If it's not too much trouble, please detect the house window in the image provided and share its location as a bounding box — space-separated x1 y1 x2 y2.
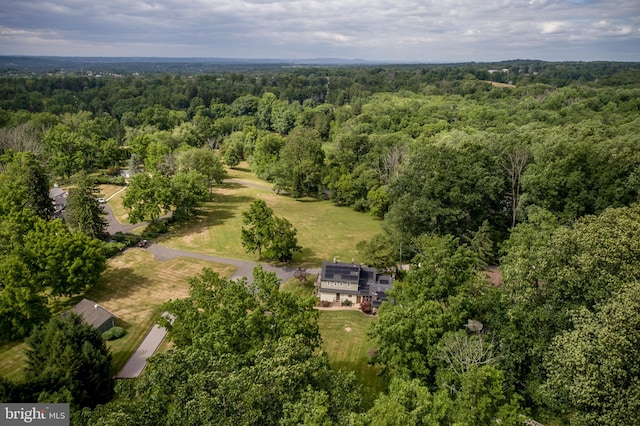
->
340 282 343 287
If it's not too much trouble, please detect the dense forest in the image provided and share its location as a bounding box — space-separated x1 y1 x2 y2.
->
1 60 640 425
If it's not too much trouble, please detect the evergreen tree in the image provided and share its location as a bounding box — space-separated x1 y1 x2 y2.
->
65 173 107 239
24 313 114 408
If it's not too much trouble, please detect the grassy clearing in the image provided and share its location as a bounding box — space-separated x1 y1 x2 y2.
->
0 341 27 381
280 275 316 298
0 249 236 379
317 310 384 405
160 175 382 267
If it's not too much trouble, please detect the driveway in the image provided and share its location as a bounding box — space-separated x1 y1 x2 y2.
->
145 244 317 284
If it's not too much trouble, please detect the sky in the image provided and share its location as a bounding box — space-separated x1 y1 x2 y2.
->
0 0 639 62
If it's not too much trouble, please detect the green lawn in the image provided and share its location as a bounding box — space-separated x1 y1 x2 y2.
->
280 275 317 298
159 174 382 267
317 310 384 406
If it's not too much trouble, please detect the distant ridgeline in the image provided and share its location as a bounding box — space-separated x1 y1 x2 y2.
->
1 56 639 84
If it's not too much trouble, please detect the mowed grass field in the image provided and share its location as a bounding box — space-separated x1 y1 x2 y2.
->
0 249 236 380
158 166 383 267
317 310 384 405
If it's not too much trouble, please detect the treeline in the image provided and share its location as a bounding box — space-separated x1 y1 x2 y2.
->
1 61 640 423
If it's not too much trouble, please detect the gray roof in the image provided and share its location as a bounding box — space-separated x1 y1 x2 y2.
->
70 298 117 330
320 261 394 303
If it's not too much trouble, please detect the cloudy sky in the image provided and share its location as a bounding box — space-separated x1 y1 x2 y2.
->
1 0 639 62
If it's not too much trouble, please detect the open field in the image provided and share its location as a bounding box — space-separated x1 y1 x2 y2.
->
317 310 384 405
0 249 236 379
159 178 382 267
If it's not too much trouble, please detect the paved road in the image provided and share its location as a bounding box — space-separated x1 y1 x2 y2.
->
146 244 319 284
115 312 174 379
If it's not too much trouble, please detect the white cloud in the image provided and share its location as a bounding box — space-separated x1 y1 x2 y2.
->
0 0 638 61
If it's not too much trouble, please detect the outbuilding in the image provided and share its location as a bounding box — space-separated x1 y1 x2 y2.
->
68 298 117 334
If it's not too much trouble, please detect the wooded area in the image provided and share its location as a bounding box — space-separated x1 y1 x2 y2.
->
1 60 639 425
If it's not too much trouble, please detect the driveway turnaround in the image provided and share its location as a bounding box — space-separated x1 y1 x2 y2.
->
115 313 173 379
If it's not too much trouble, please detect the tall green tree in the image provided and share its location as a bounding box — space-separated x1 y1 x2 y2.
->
65 173 107 239
387 140 505 240
24 313 114 408
0 152 53 220
122 173 172 223
176 147 226 200
24 218 106 296
170 171 208 221
544 282 640 425
274 127 325 198
241 200 300 262
0 254 49 340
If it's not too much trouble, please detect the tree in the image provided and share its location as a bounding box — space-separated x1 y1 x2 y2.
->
0 152 53 220
241 200 301 262
544 282 640 425
122 173 172 223
0 254 49 340
241 199 274 259
24 218 107 296
275 127 325 198
387 140 505 240
24 313 114 408
170 171 208 221
503 147 530 228
65 173 107 239
262 216 301 262
250 133 284 180
356 233 397 272
176 147 226 200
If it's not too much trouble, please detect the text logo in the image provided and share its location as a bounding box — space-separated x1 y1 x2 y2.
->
1 404 69 426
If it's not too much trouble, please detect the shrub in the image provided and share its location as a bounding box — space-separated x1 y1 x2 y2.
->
95 176 126 186
319 300 332 308
102 326 126 341
342 299 352 306
142 220 169 238
360 300 372 314
106 166 121 177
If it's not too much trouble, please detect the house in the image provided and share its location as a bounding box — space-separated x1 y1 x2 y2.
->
67 298 117 334
315 260 394 308
49 184 67 218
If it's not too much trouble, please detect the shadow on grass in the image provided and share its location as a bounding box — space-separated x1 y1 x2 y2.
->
295 247 323 267
331 360 385 409
87 267 151 306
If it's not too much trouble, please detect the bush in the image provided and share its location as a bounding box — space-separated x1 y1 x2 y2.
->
102 326 126 341
342 299 352 306
101 241 127 258
142 220 169 238
94 175 126 186
360 300 372 314
110 232 144 248
106 166 121 177
319 300 332 308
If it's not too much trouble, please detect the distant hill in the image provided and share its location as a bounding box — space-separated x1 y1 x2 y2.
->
0 56 376 74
